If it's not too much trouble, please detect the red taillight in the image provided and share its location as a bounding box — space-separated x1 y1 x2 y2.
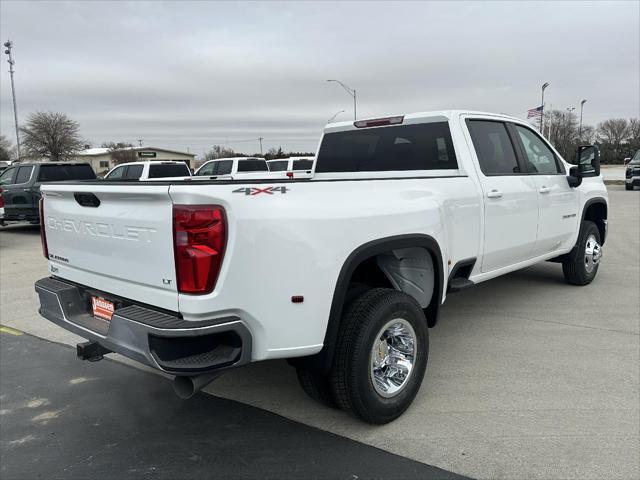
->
354 115 404 128
173 205 226 294
0 187 4 208
39 197 49 259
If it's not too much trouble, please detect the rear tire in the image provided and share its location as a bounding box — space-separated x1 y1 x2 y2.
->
562 220 602 285
295 368 337 409
330 288 428 424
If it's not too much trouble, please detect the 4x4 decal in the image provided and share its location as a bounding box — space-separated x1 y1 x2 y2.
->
232 186 289 196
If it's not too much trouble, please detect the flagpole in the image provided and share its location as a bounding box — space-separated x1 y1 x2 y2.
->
540 82 549 133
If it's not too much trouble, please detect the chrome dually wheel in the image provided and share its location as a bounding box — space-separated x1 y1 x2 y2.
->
370 319 416 398
584 233 602 273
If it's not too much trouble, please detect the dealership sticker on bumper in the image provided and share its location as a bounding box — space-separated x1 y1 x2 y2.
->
91 296 114 321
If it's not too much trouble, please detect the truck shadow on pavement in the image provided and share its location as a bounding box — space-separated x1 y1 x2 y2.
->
0 331 469 480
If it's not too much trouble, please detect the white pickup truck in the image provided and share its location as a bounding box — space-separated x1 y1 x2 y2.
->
35 111 608 424
104 161 192 180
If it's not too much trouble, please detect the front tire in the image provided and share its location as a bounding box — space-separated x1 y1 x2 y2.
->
625 184 633 191
562 220 602 285
330 288 428 424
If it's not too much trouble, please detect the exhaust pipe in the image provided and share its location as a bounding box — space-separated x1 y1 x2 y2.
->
173 372 221 399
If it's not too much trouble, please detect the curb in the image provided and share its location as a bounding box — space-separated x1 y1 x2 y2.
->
604 180 625 185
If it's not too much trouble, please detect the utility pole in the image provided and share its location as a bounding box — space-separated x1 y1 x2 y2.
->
258 137 264 155
4 40 20 159
137 139 143 147
579 99 587 142
540 82 550 133
327 79 357 120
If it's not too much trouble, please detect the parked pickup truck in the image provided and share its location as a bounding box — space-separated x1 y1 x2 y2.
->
194 157 269 178
35 111 608 424
0 162 95 225
104 161 192 181
624 149 640 190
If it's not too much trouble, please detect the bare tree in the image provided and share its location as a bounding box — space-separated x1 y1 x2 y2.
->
101 141 138 164
204 145 237 160
627 118 640 152
597 119 629 163
20 111 84 161
0 134 14 161
545 109 579 160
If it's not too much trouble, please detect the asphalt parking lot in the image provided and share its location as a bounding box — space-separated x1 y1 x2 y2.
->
1 185 638 480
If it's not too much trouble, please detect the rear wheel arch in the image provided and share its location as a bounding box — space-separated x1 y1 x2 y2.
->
289 234 444 374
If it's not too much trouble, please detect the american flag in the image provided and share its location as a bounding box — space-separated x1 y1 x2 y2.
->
527 105 543 118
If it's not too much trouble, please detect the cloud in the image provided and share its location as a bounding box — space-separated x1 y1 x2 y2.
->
1 0 638 154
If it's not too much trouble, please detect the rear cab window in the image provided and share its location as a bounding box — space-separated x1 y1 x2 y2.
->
316 121 458 173
237 159 268 172
38 164 96 182
148 163 190 178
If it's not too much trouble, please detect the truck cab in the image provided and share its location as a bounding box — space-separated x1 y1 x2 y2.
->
0 162 95 225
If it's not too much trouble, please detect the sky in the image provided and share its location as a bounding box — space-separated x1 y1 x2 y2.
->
0 0 638 156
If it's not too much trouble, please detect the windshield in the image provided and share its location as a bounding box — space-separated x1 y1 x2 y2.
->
148 163 191 178
630 150 640 164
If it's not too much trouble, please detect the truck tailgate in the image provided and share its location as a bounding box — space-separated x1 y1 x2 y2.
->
41 183 178 311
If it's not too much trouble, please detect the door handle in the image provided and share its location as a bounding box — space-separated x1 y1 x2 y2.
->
539 186 551 194
486 189 503 198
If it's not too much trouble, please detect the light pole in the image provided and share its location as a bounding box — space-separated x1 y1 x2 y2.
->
4 40 20 159
540 82 550 133
327 79 357 120
328 109 345 123
258 137 264 155
579 99 587 142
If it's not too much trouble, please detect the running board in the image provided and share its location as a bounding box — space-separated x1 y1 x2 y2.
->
448 278 475 293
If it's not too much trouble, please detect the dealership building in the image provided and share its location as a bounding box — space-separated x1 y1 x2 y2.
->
73 146 195 175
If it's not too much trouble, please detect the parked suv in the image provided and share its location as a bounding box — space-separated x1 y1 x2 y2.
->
0 162 95 225
625 150 640 190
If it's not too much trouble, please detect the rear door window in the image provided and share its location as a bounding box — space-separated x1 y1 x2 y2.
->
292 159 313 170
316 122 458 173
268 161 288 172
148 163 190 178
125 164 144 179
237 160 268 172
216 160 233 175
466 120 521 175
37 164 96 181
15 166 34 184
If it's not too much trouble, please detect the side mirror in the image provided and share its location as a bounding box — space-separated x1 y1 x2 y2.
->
575 145 600 177
624 157 631 165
